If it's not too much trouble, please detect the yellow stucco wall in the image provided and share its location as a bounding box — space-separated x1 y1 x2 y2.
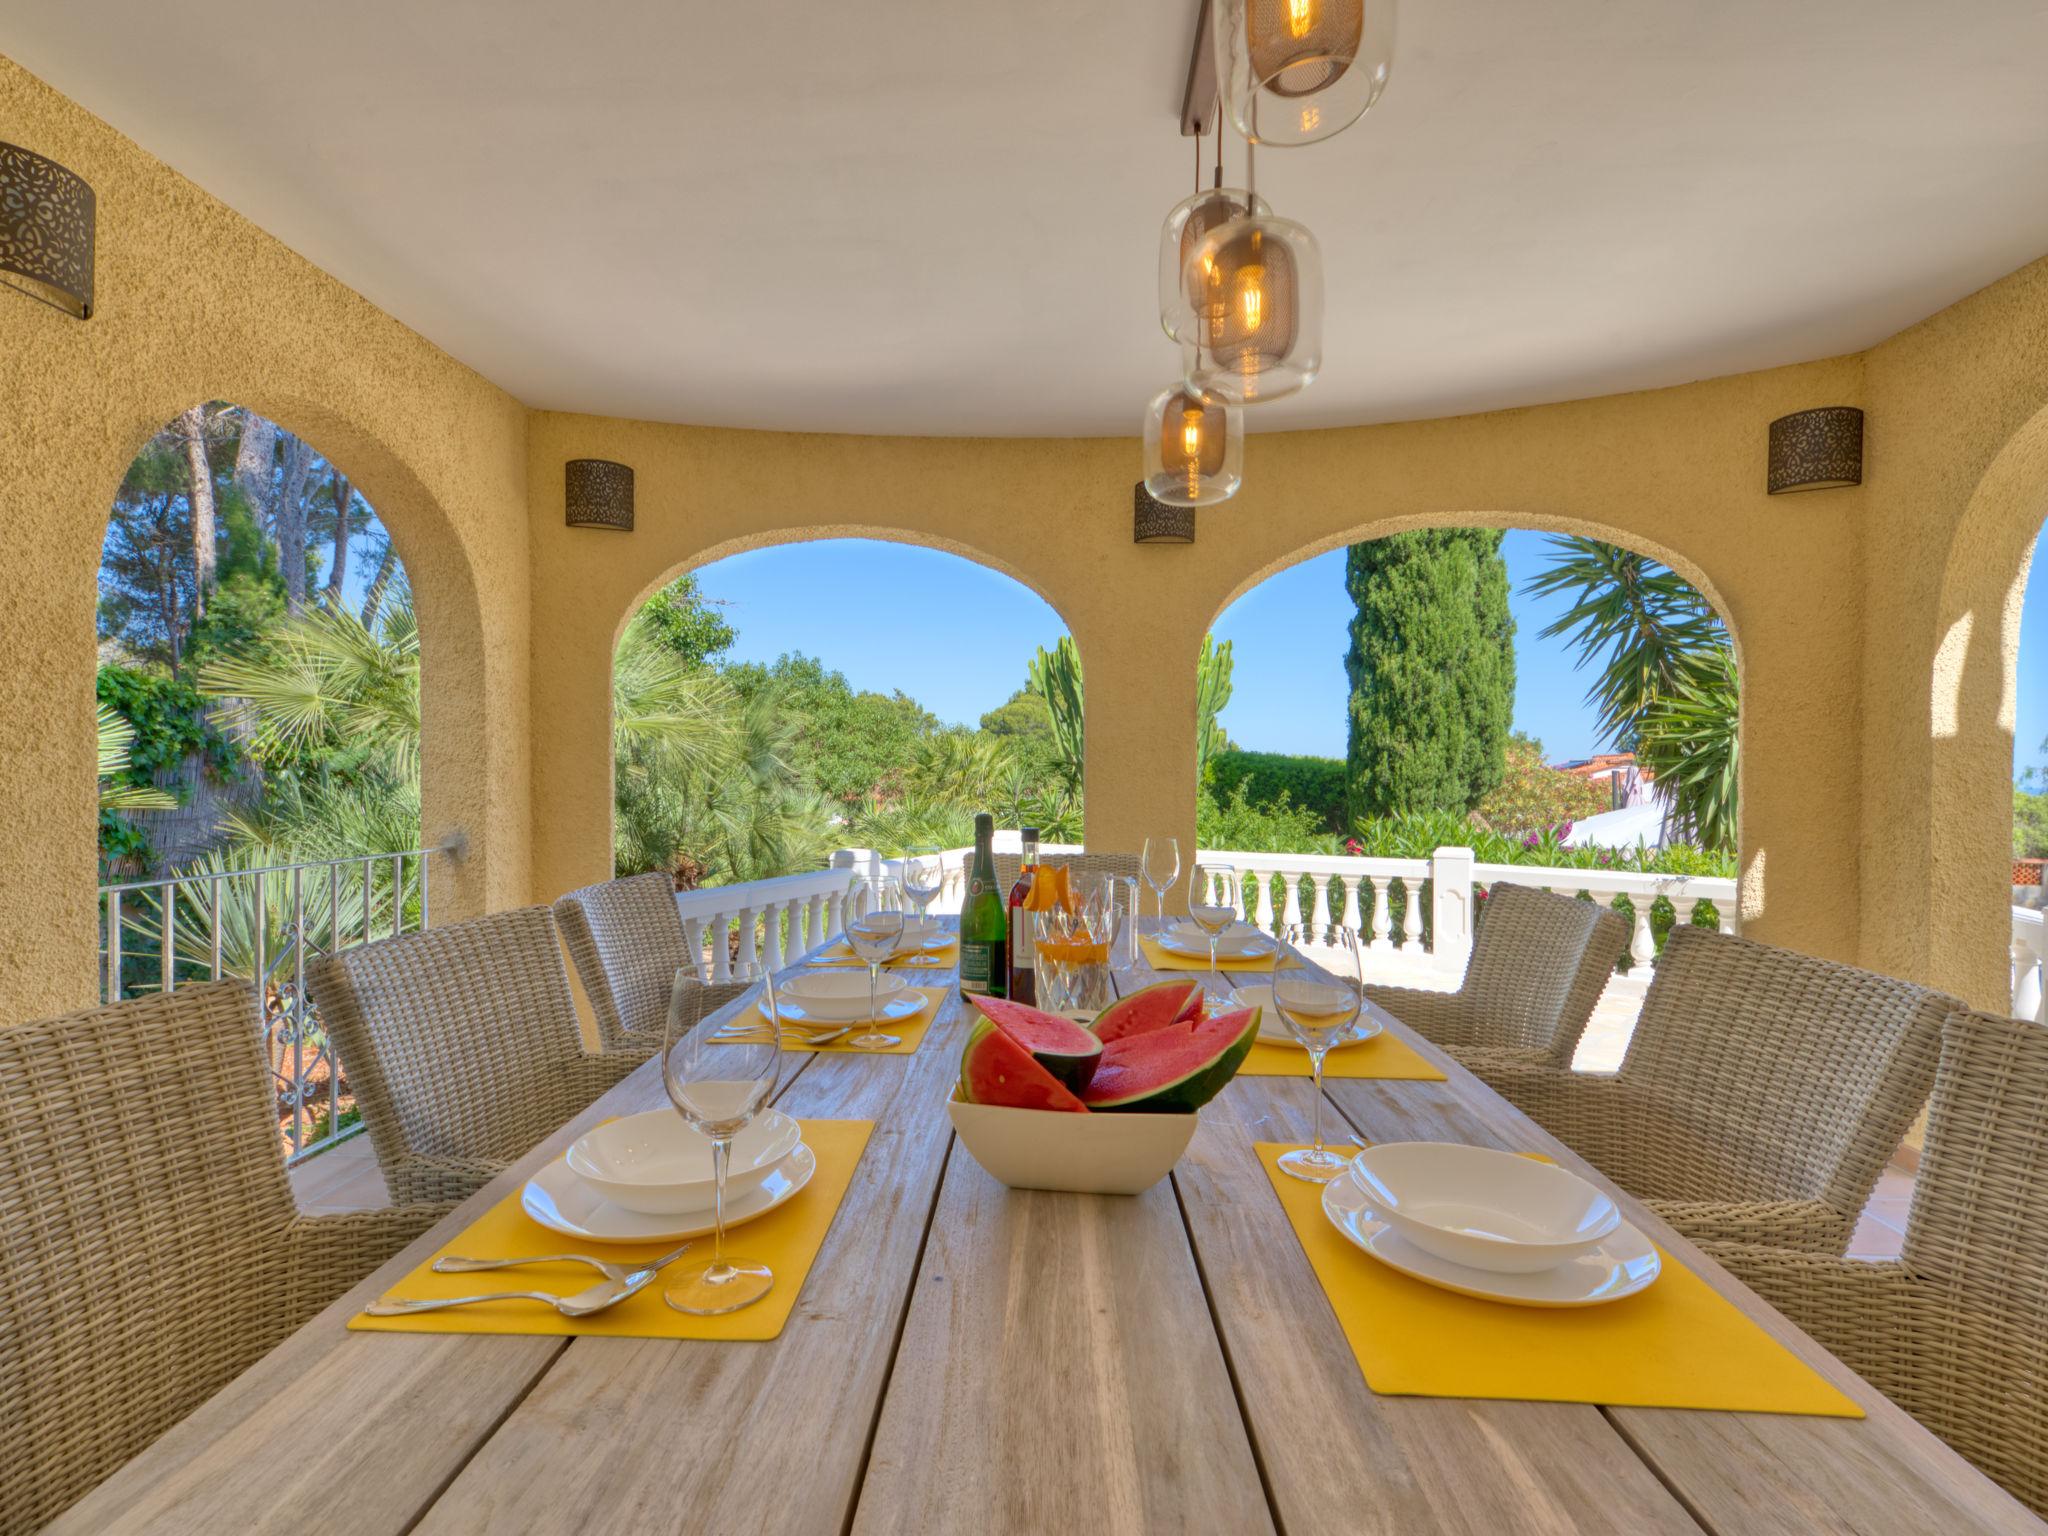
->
7 51 2046 1025
0 56 534 1020
528 352 1871 970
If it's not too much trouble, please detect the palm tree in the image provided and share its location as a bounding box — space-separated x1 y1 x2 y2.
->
96 706 178 813
1525 536 1739 852
1026 632 1236 796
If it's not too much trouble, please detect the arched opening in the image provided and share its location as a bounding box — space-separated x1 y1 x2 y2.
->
1201 519 1742 1068
95 402 422 1155
2007 527 2048 1019
607 536 1077 891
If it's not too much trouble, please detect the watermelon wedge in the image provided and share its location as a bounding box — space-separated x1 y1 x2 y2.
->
968 995 1104 1094
1091 978 1205 1043
959 1017 1089 1112
1082 1006 1261 1114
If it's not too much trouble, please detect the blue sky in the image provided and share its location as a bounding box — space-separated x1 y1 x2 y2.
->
688 531 2048 776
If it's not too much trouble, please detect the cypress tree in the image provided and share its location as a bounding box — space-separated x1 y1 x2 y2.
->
1343 529 1516 822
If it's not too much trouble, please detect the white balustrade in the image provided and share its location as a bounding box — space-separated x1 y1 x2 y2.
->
2013 907 2048 1024
674 866 860 980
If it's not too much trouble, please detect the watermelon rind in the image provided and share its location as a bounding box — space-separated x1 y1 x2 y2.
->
969 995 1104 1094
1090 978 1205 1043
959 1016 1089 1113
1082 1006 1261 1114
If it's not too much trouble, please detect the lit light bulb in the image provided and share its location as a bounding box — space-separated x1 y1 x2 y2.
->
1236 266 1266 332
1287 0 1316 39
1299 104 1321 134
1181 408 1205 460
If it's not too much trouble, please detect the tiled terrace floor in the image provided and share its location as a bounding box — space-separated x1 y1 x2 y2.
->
291 946 1912 1260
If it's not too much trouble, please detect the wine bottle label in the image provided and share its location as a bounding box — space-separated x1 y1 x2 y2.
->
1010 918 1034 970
961 942 996 995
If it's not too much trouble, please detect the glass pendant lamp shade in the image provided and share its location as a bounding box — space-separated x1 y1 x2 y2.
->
1181 214 1323 405
1215 0 1397 147
1158 186 1271 342
1142 384 1243 507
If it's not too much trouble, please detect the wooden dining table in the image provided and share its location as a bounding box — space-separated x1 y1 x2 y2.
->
54 919 2044 1535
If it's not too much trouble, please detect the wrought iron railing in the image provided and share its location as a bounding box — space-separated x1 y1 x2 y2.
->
98 846 450 1161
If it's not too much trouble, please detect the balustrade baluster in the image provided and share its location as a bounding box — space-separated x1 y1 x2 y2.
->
1281 873 1303 937
1369 877 1391 951
1628 898 1657 968
1254 872 1276 934
2014 940 2045 1026
1308 875 1331 942
763 899 786 969
1401 880 1427 952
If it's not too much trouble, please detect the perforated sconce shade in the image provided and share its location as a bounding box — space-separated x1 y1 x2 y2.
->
1215 0 1397 147
1133 482 1196 544
1767 408 1863 494
565 459 635 530
0 141 94 318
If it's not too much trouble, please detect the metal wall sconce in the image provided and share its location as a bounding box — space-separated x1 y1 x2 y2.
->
565 459 634 530
1767 407 1863 494
1133 481 1195 544
0 141 95 319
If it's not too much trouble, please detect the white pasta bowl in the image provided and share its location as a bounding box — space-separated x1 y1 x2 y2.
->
948 1093 1195 1196
566 1108 800 1215
1347 1141 1621 1274
778 969 911 1021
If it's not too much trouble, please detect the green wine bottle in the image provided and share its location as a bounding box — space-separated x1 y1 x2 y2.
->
959 812 1009 999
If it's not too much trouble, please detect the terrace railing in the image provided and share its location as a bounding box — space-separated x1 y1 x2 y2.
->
98 846 449 1161
676 863 869 979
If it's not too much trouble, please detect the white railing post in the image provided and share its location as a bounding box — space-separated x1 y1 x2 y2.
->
1280 872 1303 938
1430 847 1474 970
1628 898 1658 968
1367 876 1391 951
762 898 786 970
1254 872 1276 933
1308 874 1331 942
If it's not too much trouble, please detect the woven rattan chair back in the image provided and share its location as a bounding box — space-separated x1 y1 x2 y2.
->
993 851 1142 898
1458 882 1628 1064
310 906 637 1204
1891 1006 2048 1509
554 872 696 1052
0 982 298 1531
1620 924 1946 1213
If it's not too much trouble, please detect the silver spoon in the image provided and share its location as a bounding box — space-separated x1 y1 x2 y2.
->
365 1266 658 1318
431 1243 689 1284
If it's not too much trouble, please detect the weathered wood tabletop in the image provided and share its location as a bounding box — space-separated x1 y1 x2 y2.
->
54 919 2044 1535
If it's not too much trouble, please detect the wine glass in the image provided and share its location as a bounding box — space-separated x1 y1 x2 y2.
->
1186 861 1240 977
844 880 906 1050
900 845 944 920
1272 925 1365 1184
1141 836 1180 923
661 961 783 1314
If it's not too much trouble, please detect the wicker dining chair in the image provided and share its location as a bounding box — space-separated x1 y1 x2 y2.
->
1484 923 1952 1254
992 850 1142 895
1365 881 1629 1074
1696 1005 2048 1518
309 906 644 1205
0 981 449 1533
554 871 700 1053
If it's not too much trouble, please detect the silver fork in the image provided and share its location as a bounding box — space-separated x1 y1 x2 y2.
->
366 1269 658 1318
431 1242 691 1283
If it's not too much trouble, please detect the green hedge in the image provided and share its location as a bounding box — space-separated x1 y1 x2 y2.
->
1207 750 1347 832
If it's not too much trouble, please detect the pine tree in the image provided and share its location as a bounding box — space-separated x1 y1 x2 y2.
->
1343 529 1515 822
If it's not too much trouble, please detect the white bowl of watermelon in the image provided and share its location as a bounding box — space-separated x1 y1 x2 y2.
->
949 980 1258 1195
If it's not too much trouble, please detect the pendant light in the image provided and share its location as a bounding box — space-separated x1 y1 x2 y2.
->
1142 382 1243 507
1214 0 1397 148
1158 125 1269 343
1180 138 1323 405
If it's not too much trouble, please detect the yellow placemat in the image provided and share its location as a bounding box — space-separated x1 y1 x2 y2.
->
1256 1143 1862 1417
749 986 947 1054
349 1119 873 1343
1238 1032 1446 1081
811 942 959 970
1139 935 1276 973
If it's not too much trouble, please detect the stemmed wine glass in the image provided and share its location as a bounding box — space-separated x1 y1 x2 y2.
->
1141 836 1180 923
900 846 944 921
844 879 906 1050
1272 925 1365 1184
661 961 782 1314
1186 861 1240 977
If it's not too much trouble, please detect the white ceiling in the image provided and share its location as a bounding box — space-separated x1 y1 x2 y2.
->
7 1 2048 436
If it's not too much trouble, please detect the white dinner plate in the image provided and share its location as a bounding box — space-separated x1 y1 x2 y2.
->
778 968 913 1020
761 991 929 1027
1321 1171 1661 1307
1155 925 1274 959
1230 984 1383 1047
523 1140 817 1243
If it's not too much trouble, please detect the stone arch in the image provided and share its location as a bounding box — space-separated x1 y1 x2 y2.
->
1921 404 2048 1004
